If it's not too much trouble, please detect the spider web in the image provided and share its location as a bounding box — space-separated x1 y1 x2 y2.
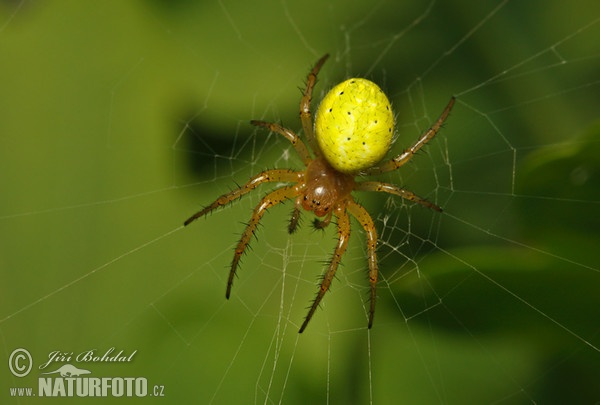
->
1 0 599 403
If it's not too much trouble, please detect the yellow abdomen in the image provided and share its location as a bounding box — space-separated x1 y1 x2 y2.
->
314 78 394 174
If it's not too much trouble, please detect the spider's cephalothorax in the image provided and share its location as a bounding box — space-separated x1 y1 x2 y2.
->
185 54 455 332
299 156 355 217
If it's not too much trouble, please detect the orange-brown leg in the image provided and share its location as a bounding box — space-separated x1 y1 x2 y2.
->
355 181 442 212
250 120 313 166
366 97 455 175
347 201 378 328
287 206 302 234
183 169 303 226
227 185 299 298
299 54 329 157
299 205 350 333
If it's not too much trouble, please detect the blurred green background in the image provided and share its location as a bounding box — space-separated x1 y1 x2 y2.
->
1 0 599 403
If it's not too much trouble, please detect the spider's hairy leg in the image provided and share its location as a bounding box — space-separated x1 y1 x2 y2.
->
288 206 301 234
356 181 442 212
313 211 332 230
347 201 378 329
227 185 299 299
183 169 302 226
300 54 329 157
299 206 349 333
366 96 455 175
250 120 313 166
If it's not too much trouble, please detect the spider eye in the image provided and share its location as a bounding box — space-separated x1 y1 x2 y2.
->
301 185 335 216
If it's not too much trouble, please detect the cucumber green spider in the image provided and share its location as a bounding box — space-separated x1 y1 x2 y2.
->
185 54 454 332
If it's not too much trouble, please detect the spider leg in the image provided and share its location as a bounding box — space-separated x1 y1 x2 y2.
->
288 206 302 234
312 211 333 230
356 181 442 212
300 54 329 157
346 201 378 329
227 185 299 298
299 205 350 333
183 169 302 226
250 120 313 166
366 97 455 175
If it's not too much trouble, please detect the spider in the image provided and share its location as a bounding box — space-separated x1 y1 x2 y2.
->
184 54 455 333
